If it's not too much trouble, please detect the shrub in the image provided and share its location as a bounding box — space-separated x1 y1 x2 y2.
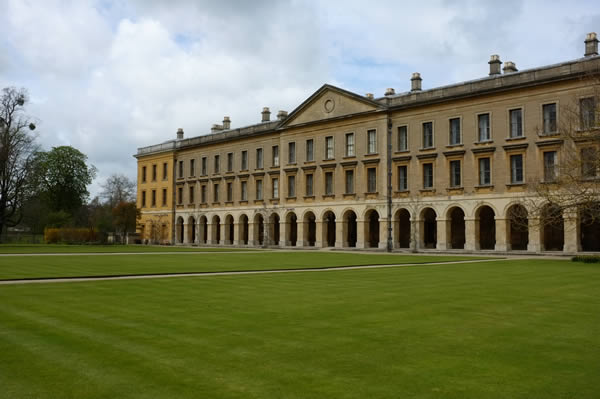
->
44 227 98 244
572 255 600 263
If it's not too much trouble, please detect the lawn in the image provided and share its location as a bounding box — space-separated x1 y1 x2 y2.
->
0 259 598 398
0 244 256 254
0 252 487 280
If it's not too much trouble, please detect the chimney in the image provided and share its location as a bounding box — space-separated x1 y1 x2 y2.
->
365 93 374 99
277 110 288 121
411 72 422 92
176 128 184 140
488 55 502 76
261 107 271 122
585 32 599 57
503 61 518 74
384 88 395 96
222 116 231 130
211 124 223 133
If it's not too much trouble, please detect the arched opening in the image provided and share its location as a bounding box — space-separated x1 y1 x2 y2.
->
187 216 196 244
507 204 528 250
323 211 336 247
343 210 357 247
270 213 280 245
224 215 234 245
580 205 600 251
420 208 437 249
286 212 297 246
176 216 184 244
541 204 564 251
199 216 207 244
448 207 465 249
365 209 380 248
303 212 316 246
211 215 221 244
477 206 496 250
254 214 265 246
396 209 411 249
239 214 249 245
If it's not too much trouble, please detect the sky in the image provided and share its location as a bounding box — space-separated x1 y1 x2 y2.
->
1 0 599 197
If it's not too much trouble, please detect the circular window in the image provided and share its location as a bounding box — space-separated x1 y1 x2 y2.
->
324 99 335 113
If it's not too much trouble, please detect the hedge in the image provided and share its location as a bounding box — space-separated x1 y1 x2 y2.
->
44 228 99 244
571 255 600 264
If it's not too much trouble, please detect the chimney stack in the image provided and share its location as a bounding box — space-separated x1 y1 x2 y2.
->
503 61 518 74
384 88 395 96
488 55 502 76
365 93 374 99
411 73 422 92
176 128 184 140
211 124 223 133
261 107 271 122
277 110 288 121
222 116 231 130
585 32 599 57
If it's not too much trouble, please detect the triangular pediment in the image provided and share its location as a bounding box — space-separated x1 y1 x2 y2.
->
281 84 384 127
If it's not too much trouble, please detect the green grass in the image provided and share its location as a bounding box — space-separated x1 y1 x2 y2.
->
0 252 486 280
0 244 256 254
1 259 598 398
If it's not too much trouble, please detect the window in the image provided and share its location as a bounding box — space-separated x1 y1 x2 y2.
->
422 122 434 148
227 153 233 172
227 182 233 202
256 148 263 169
178 161 183 178
151 190 156 206
189 186 194 203
163 162 168 180
478 113 491 142
306 139 314 161
367 129 377 153
288 142 296 164
288 175 296 197
367 168 377 192
240 181 248 201
510 109 523 138
479 158 491 186
345 170 354 194
142 166 147 182
449 118 461 145
325 172 334 195
423 163 433 189
141 190 146 207
213 183 219 202
325 136 334 159
581 147 598 178
305 174 313 196
256 180 263 200
510 154 524 183
189 159 195 177
241 151 248 170
201 185 207 203
201 157 207 175
450 160 461 187
272 146 279 167
543 151 557 182
397 126 408 151
162 188 167 206
580 97 596 129
177 187 183 204
214 155 220 174
398 165 408 191
542 103 557 134
272 178 279 198
152 164 157 181
345 133 355 156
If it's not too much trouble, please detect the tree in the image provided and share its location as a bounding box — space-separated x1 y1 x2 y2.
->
100 173 136 208
112 200 140 240
32 146 97 216
0 87 38 240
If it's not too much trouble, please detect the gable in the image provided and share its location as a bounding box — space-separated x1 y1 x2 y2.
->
283 86 382 127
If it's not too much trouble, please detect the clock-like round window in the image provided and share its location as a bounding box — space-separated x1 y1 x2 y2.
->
324 99 335 113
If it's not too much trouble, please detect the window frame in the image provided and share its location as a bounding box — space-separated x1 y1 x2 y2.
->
422 121 434 149
510 154 524 184
541 102 558 135
256 148 263 169
478 157 491 186
367 167 377 193
272 145 279 167
449 159 461 187
367 129 377 154
397 165 408 191
325 136 335 160
345 132 355 157
324 171 334 195
397 125 408 152
287 175 296 198
305 139 314 162
288 142 296 164
509 107 524 138
345 169 354 194
305 173 313 197
422 163 434 189
448 117 462 146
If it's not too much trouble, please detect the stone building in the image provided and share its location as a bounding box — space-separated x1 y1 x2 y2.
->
135 32 600 253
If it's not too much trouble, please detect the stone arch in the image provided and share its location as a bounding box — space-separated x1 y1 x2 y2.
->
239 214 249 245
475 205 496 250
187 216 196 244
303 211 317 247
199 215 208 244
211 215 221 245
420 207 437 249
342 209 358 248
269 213 281 245
446 206 465 249
541 203 564 251
224 214 234 245
176 216 184 244
394 208 411 249
322 210 336 247
364 209 380 248
580 204 600 251
285 211 298 246
506 204 528 251
254 213 265 246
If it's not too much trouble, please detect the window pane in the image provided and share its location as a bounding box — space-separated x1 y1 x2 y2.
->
325 172 333 195
398 165 407 191
272 146 279 167
306 139 314 161
580 98 596 129
326 137 334 159
543 151 556 181
449 118 461 145
241 152 247 170
256 180 262 200
227 153 233 171
478 114 490 141
306 174 313 196
241 181 247 201
543 103 557 134
272 178 279 198
450 160 461 187
345 170 354 193
214 155 220 173
367 168 377 192
346 133 355 157
367 130 377 153
227 182 232 201
479 158 491 185
423 122 433 148
511 154 523 183
510 109 523 137
398 126 408 151
581 148 597 177
256 149 263 169
423 163 433 188
288 175 295 197
288 142 296 164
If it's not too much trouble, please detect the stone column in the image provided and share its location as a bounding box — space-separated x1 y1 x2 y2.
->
297 221 305 247
183 223 189 244
410 219 418 251
233 222 241 246
563 213 579 253
280 221 289 247
378 218 388 249
206 222 214 245
335 220 344 248
495 218 508 251
436 218 447 250
356 218 365 249
528 218 541 252
315 220 323 248
248 222 256 246
464 218 476 251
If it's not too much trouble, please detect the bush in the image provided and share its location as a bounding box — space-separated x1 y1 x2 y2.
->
572 255 600 263
44 227 98 244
